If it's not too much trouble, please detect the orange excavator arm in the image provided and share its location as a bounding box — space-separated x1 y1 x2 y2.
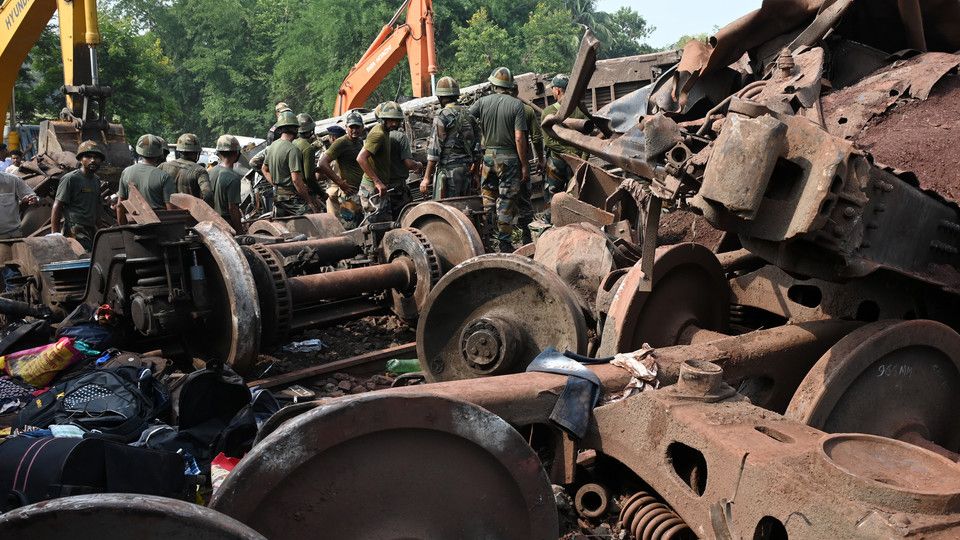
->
333 0 438 116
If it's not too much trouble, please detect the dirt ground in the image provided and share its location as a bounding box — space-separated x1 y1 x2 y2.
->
252 315 417 398
856 75 960 203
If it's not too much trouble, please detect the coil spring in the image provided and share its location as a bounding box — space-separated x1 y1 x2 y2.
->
619 491 692 540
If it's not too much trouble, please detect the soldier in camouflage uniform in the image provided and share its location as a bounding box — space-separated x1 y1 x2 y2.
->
422 76 481 200
266 102 292 145
51 140 104 251
509 85 542 243
117 134 176 224
387 127 423 219
357 102 403 223
263 111 323 217
541 74 587 223
159 133 213 205
469 67 529 252
294 113 325 200
318 111 366 227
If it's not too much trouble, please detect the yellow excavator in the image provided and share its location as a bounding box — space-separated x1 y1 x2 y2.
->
1 0 130 176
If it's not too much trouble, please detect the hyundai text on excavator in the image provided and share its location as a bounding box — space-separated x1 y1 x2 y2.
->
333 0 438 115
1 0 131 179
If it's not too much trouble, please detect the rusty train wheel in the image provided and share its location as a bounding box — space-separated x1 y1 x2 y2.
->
280 213 346 238
597 243 728 356
246 219 290 237
210 393 558 540
193 222 261 375
417 254 589 382
0 494 265 539
399 201 485 273
786 320 960 453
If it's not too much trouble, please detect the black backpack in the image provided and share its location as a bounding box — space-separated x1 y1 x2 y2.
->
14 366 169 442
0 435 185 510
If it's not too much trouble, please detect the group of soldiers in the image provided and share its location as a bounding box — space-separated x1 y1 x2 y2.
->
264 65 581 253
46 132 245 251
1 65 583 256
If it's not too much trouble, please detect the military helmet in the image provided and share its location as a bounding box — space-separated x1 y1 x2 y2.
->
176 133 202 152
275 101 292 114
156 136 170 155
551 73 569 89
76 140 106 160
135 134 164 158
216 135 240 152
435 76 460 97
488 67 515 89
345 111 364 127
275 110 299 129
297 113 315 133
378 101 404 120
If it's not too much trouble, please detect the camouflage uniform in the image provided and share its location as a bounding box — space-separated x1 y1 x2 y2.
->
55 140 105 251
359 102 403 224
387 129 415 219
55 168 100 251
268 139 309 217
541 75 587 221
267 112 309 217
426 103 480 199
516 103 541 242
469 68 528 251
160 133 212 204
159 158 212 203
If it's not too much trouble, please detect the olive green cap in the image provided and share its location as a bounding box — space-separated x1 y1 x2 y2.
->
435 76 460 97
76 140 106 159
216 135 240 152
274 111 299 129
297 113 315 133
345 111 364 127
488 67 515 89
176 133 202 152
135 134 164 158
378 101 404 120
551 74 569 89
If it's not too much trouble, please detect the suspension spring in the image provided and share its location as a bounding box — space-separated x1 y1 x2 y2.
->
619 491 692 540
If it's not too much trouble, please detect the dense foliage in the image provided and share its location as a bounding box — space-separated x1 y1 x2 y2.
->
14 0 658 142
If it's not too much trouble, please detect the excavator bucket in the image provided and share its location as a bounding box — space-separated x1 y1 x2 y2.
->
37 119 131 186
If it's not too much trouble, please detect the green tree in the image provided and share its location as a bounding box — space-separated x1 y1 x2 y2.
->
671 32 711 51
519 2 580 73
13 9 176 140
603 7 655 58
450 8 518 85
564 0 612 43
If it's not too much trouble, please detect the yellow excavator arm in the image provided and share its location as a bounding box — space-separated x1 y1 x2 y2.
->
1 0 129 175
2 0 105 124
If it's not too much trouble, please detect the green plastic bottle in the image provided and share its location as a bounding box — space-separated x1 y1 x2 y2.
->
386 358 421 375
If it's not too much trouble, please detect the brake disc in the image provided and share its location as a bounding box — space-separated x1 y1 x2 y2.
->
210 393 558 540
381 227 442 320
417 253 588 382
